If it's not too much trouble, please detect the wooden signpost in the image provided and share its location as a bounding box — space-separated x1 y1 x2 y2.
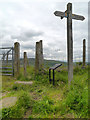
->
83 39 86 67
54 3 85 86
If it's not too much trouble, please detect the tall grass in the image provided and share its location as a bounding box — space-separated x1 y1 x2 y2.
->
2 65 88 118
2 91 33 118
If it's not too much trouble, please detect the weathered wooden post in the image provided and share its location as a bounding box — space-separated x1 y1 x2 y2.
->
83 39 86 67
14 42 20 77
24 52 27 77
2 53 5 63
54 2 85 86
39 40 44 69
67 3 73 85
35 42 39 73
6 53 8 65
35 40 43 73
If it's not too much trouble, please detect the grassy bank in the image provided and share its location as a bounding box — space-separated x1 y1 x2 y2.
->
1 65 88 119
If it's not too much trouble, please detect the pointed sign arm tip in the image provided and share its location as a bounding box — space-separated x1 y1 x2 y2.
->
54 11 57 15
54 11 65 17
83 16 85 20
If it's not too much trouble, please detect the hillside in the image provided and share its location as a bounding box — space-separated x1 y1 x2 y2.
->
20 58 67 67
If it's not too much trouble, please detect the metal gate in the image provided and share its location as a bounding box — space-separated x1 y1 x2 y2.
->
0 47 14 76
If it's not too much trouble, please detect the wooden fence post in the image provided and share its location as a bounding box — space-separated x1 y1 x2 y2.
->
24 52 27 77
6 53 8 65
83 39 86 67
39 40 44 69
35 42 39 73
35 40 44 73
14 42 20 77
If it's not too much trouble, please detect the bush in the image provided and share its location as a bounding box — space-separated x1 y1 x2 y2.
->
55 70 68 85
17 92 33 109
65 85 88 118
2 91 33 118
12 84 32 92
35 74 48 85
74 66 87 75
33 96 54 115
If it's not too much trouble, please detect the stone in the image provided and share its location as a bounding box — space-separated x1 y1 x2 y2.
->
15 81 33 85
0 97 17 109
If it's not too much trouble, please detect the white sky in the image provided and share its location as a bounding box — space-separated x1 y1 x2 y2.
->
0 0 88 62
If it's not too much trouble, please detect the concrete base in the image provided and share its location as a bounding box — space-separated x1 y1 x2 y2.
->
15 81 33 85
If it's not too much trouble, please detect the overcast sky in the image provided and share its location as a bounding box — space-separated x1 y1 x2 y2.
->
0 0 88 62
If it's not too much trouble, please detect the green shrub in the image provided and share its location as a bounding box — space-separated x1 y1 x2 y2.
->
35 74 48 85
2 92 33 118
54 100 67 115
55 70 68 85
65 86 88 118
12 84 18 90
0 109 2 119
17 92 33 109
8 105 25 118
2 108 11 118
74 66 87 75
33 96 54 115
12 84 32 92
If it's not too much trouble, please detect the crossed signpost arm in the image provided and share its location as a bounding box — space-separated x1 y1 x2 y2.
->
54 10 85 21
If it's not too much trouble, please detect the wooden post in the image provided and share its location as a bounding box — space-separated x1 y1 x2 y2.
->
67 3 73 86
39 40 44 69
14 42 20 77
35 40 44 73
6 53 8 65
53 69 55 85
24 52 27 77
83 39 86 66
35 42 39 73
54 2 85 87
49 69 51 84
2 53 5 63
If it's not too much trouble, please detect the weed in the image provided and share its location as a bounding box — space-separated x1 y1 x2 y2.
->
33 96 54 115
2 91 33 118
2 65 88 118
64 80 88 118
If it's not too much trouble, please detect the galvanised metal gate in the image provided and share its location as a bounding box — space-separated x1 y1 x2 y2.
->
0 47 14 76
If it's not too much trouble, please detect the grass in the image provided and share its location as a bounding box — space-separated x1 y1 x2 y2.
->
1 65 88 119
2 91 33 118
